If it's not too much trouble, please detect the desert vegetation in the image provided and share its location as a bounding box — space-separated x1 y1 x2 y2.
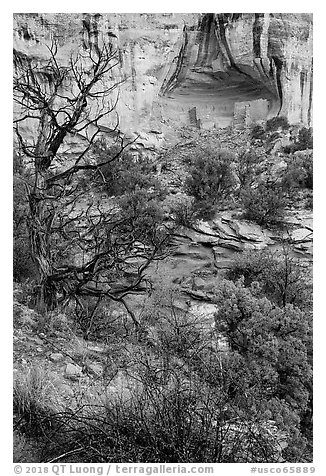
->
13 34 313 464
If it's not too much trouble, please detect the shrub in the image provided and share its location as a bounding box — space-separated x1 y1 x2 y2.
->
282 144 298 155
15 363 292 463
13 431 42 463
267 131 281 144
283 128 313 154
192 200 217 220
299 151 313 189
297 127 313 150
14 366 60 437
251 124 265 140
170 196 198 227
281 161 308 196
92 143 163 197
141 283 207 358
266 116 290 132
118 189 166 244
13 282 35 306
14 280 312 463
234 148 264 190
185 148 236 218
281 152 313 192
13 300 38 329
225 248 312 310
214 278 312 427
305 194 313 209
73 298 132 342
240 183 287 226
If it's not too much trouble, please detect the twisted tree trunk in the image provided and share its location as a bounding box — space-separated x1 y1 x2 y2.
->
28 142 57 312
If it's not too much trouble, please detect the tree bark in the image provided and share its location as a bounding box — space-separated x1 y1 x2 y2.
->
28 110 57 313
28 172 57 312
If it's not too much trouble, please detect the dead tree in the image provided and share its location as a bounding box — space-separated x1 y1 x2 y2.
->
13 39 171 319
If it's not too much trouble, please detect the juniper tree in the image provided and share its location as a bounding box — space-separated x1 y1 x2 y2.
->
13 39 171 321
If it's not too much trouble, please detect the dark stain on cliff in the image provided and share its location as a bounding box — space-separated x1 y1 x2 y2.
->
160 25 188 95
13 49 58 86
300 71 306 122
130 42 137 91
13 49 29 70
219 13 243 23
21 25 32 41
215 14 253 80
271 56 283 114
196 13 216 67
300 70 307 122
259 58 270 80
82 14 100 54
253 13 264 57
308 60 313 126
300 71 306 98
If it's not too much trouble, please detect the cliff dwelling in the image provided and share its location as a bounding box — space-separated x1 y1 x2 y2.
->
162 74 275 129
158 13 281 129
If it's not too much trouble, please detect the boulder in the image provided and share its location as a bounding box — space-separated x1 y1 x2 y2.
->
216 334 230 352
87 362 104 378
29 336 44 345
49 352 64 363
228 220 271 243
58 383 74 398
189 302 218 321
194 221 220 237
298 215 313 231
192 277 209 292
294 242 313 257
187 302 219 331
242 241 266 251
65 363 83 381
291 228 313 243
212 218 237 239
284 212 313 230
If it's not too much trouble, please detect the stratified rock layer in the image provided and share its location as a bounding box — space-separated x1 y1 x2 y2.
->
13 13 313 144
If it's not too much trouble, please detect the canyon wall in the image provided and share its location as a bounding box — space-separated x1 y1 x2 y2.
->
13 13 313 146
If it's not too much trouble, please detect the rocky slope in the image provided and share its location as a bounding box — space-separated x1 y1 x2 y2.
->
13 13 313 148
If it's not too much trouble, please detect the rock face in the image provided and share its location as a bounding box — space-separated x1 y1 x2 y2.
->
13 13 313 146
169 209 313 286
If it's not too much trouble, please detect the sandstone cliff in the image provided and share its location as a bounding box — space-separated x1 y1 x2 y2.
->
13 13 313 145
